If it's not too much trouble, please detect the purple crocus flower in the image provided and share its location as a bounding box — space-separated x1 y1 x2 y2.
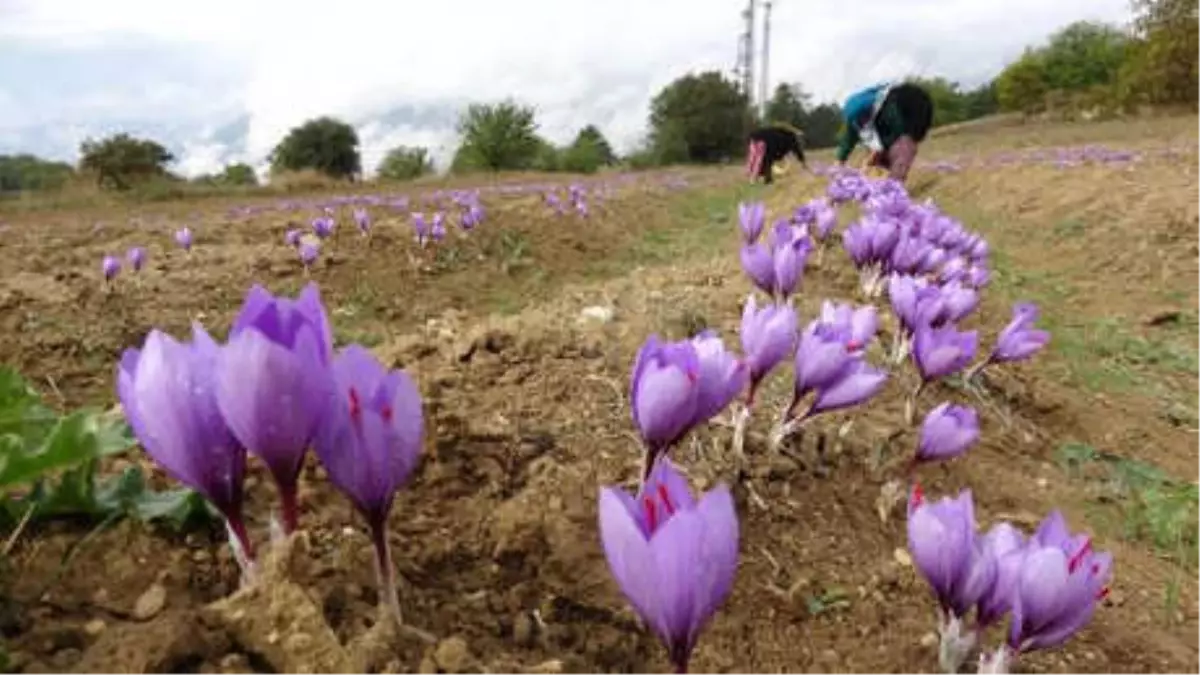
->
990 302 1050 364
913 322 978 382
313 345 422 620
598 458 738 674
285 229 302 248
430 212 447 242
216 283 335 534
630 336 701 474
299 241 319 268
773 237 811 299
353 208 371 236
312 216 335 239
916 403 980 463
806 358 888 416
792 321 857 401
907 488 993 617
818 301 878 348
102 255 121 282
117 325 253 569
976 523 1027 627
127 247 146 273
738 201 765 243
1007 511 1112 652
739 295 797 402
412 213 429 246
739 244 775 296
813 202 838 240
940 281 980 323
175 227 193 251
688 331 748 427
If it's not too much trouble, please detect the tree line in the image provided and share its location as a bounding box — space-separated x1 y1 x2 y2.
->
1 0 1192 194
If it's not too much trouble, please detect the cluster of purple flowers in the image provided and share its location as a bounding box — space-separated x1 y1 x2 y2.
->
596 167 1088 674
116 283 423 621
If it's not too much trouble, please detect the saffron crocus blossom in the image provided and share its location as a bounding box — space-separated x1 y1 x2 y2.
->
739 295 797 403
792 321 858 402
976 523 1027 627
940 281 980 323
299 241 319 269
773 236 812 298
688 331 748 427
913 322 978 383
431 212 447 242
314 345 422 623
285 229 302 248
806 358 888 416
216 283 335 535
990 302 1050 364
353 208 371 236
117 325 253 577
738 201 765 243
908 487 996 674
102 255 121 282
980 512 1113 672
127 247 146 273
312 216 335 239
175 226 193 251
818 301 878 348
598 458 739 674
916 403 980 464
412 213 429 246
739 244 775 296
813 202 838 240
630 336 701 476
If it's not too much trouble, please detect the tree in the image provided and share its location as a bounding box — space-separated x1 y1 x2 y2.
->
800 103 843 149
1039 21 1130 93
377 146 434 180
220 163 258 186
961 82 1000 120
649 71 752 164
455 100 542 172
269 117 362 180
996 49 1051 112
560 125 616 173
0 154 75 192
764 83 811 128
78 133 174 190
1124 0 1198 106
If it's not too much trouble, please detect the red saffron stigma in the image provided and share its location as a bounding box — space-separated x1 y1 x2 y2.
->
381 404 393 422
657 484 675 516
348 387 362 417
846 339 863 352
912 483 925 508
643 497 658 533
1068 538 1092 574
1096 586 1110 601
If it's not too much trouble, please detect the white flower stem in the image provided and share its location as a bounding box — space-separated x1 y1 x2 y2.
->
372 525 402 627
976 645 1014 675
937 613 978 674
731 404 752 469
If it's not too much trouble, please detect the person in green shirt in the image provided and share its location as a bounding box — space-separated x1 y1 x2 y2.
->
835 82 934 183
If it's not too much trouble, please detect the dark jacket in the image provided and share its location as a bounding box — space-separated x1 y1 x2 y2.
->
836 83 934 163
749 125 808 167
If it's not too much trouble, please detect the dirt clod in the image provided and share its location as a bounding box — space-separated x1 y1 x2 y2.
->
133 583 167 621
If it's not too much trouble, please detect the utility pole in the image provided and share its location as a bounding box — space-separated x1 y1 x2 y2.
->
737 0 756 104
759 0 772 121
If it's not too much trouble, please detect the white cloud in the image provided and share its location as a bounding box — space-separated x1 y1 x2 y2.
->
0 0 1134 176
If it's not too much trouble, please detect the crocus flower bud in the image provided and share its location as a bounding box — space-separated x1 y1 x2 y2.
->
739 244 775 296
738 201 765 243
431 212 447 242
598 458 738 674
907 488 979 613
688 331 748 427
940 281 980 323
175 227 193 251
216 283 335 534
917 402 980 463
818 300 878 347
127 247 146 273
807 358 888 416
299 241 319 267
412 213 429 245
991 302 1050 364
102 255 121 282
739 296 797 396
630 336 701 457
312 216 334 239
285 229 302 248
353 207 371 235
976 523 1027 627
117 324 253 571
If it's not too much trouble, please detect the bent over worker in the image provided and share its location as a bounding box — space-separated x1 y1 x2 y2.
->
835 82 934 183
745 123 810 185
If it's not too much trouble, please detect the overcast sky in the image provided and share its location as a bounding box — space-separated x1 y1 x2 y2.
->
0 0 1134 176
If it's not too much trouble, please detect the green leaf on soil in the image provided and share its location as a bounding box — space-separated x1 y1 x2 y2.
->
0 366 135 490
